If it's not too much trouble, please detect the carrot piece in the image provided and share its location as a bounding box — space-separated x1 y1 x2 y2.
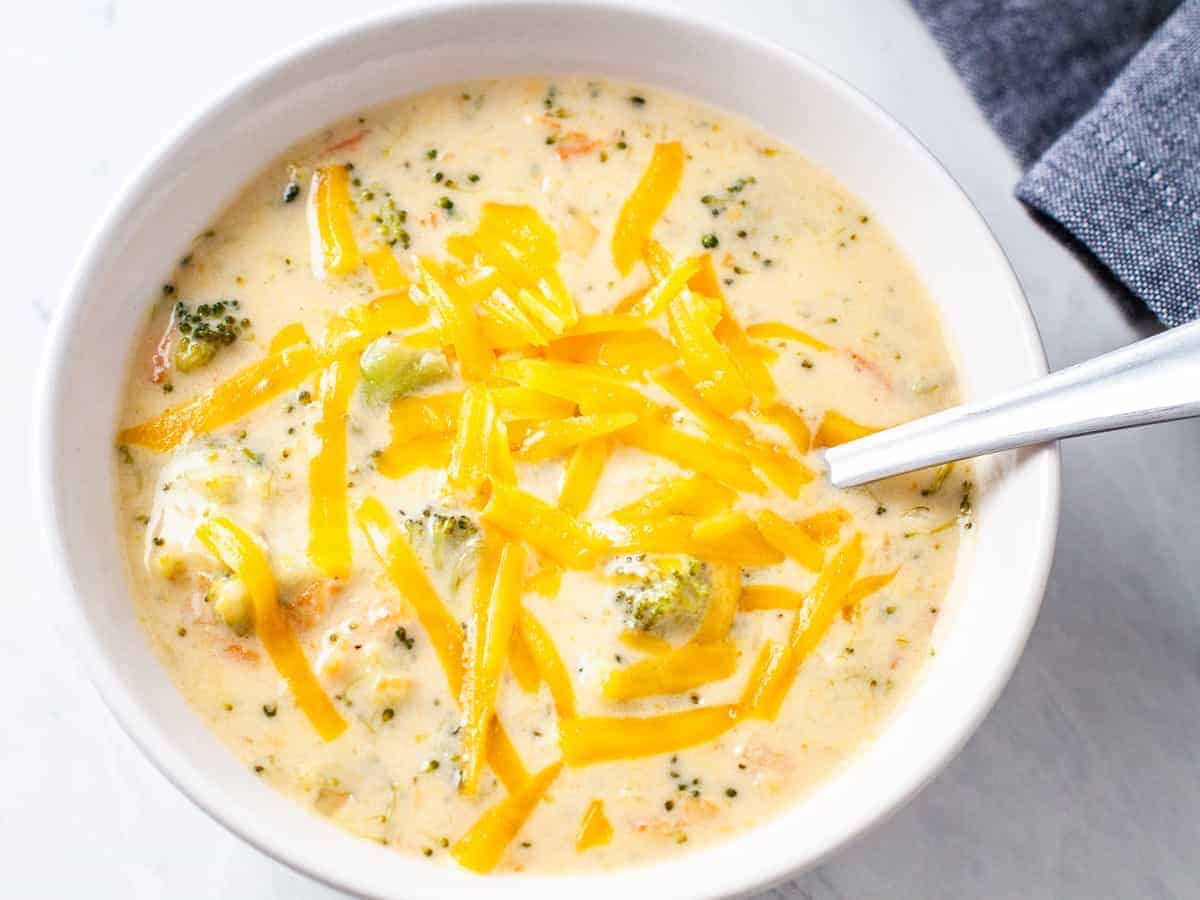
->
508 626 542 693
447 384 497 505
355 497 467 694
610 474 736 524
461 541 527 795
690 511 785 567
611 141 686 276
375 434 452 479
667 292 752 414
576 800 614 852
740 534 864 720
603 640 738 701
196 517 346 740
482 483 609 569
756 509 825 572
117 334 319 453
812 410 881 448
744 321 832 352
363 245 408 292
518 608 576 718
621 418 765 494
739 585 806 611
693 563 742 643
560 705 739 766
558 438 612 516
307 356 359 579
516 413 636 462
451 760 563 873
309 164 361 276
415 258 494 380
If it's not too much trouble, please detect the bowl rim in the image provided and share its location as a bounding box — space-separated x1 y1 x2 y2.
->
34 2 1061 897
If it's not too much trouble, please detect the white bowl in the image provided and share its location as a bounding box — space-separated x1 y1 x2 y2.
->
34 3 1059 898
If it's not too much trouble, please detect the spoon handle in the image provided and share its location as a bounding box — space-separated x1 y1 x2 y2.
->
824 319 1200 488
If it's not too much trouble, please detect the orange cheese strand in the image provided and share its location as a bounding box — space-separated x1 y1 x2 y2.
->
307 356 359 579
355 497 467 694
560 705 739 766
118 334 318 453
812 410 880 448
451 760 563 873
375 434 452 479
486 715 530 793
195 517 346 741
527 558 564 598
516 413 636 462
461 540 526 795
622 418 765 494
756 403 811 454
482 483 609 570
799 508 852 546
740 584 806 611
715 315 779 408
595 329 681 375
576 800 614 852
843 569 900 620
610 474 736 524
564 313 648 336
618 629 674 655
602 640 738 701
690 511 785 567
693 563 742 644
321 294 428 356
415 258 494 380
667 291 752 414
636 256 701 317
740 534 864 720
744 321 832 352
611 141 685 275
611 515 699 556
756 509 825 573
508 626 542 693
519 608 576 719
498 357 650 415
363 245 408 292
310 164 362 276
447 383 498 505
558 438 612 516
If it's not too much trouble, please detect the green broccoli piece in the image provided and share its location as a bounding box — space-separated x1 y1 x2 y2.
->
612 556 711 632
403 506 481 590
172 300 249 372
359 337 450 405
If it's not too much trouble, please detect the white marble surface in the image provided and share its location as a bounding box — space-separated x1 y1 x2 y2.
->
6 1 1198 897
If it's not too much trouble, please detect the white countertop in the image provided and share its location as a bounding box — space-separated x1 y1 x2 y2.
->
5 1 1198 897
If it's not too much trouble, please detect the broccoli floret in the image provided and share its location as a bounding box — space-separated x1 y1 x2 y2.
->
403 506 481 590
612 556 711 632
172 300 249 372
359 337 450 404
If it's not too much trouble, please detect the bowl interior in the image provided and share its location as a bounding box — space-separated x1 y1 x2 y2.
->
37 4 1058 899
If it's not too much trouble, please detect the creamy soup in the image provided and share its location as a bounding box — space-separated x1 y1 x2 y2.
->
114 77 971 874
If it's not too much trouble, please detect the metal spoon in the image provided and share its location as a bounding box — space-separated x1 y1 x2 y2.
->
824 320 1200 488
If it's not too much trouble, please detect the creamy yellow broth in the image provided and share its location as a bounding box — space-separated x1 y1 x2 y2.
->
114 77 970 874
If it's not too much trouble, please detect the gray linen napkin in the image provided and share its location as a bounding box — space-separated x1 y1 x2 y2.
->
912 0 1200 326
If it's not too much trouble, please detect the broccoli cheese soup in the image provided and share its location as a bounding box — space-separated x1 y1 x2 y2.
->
114 77 972 875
